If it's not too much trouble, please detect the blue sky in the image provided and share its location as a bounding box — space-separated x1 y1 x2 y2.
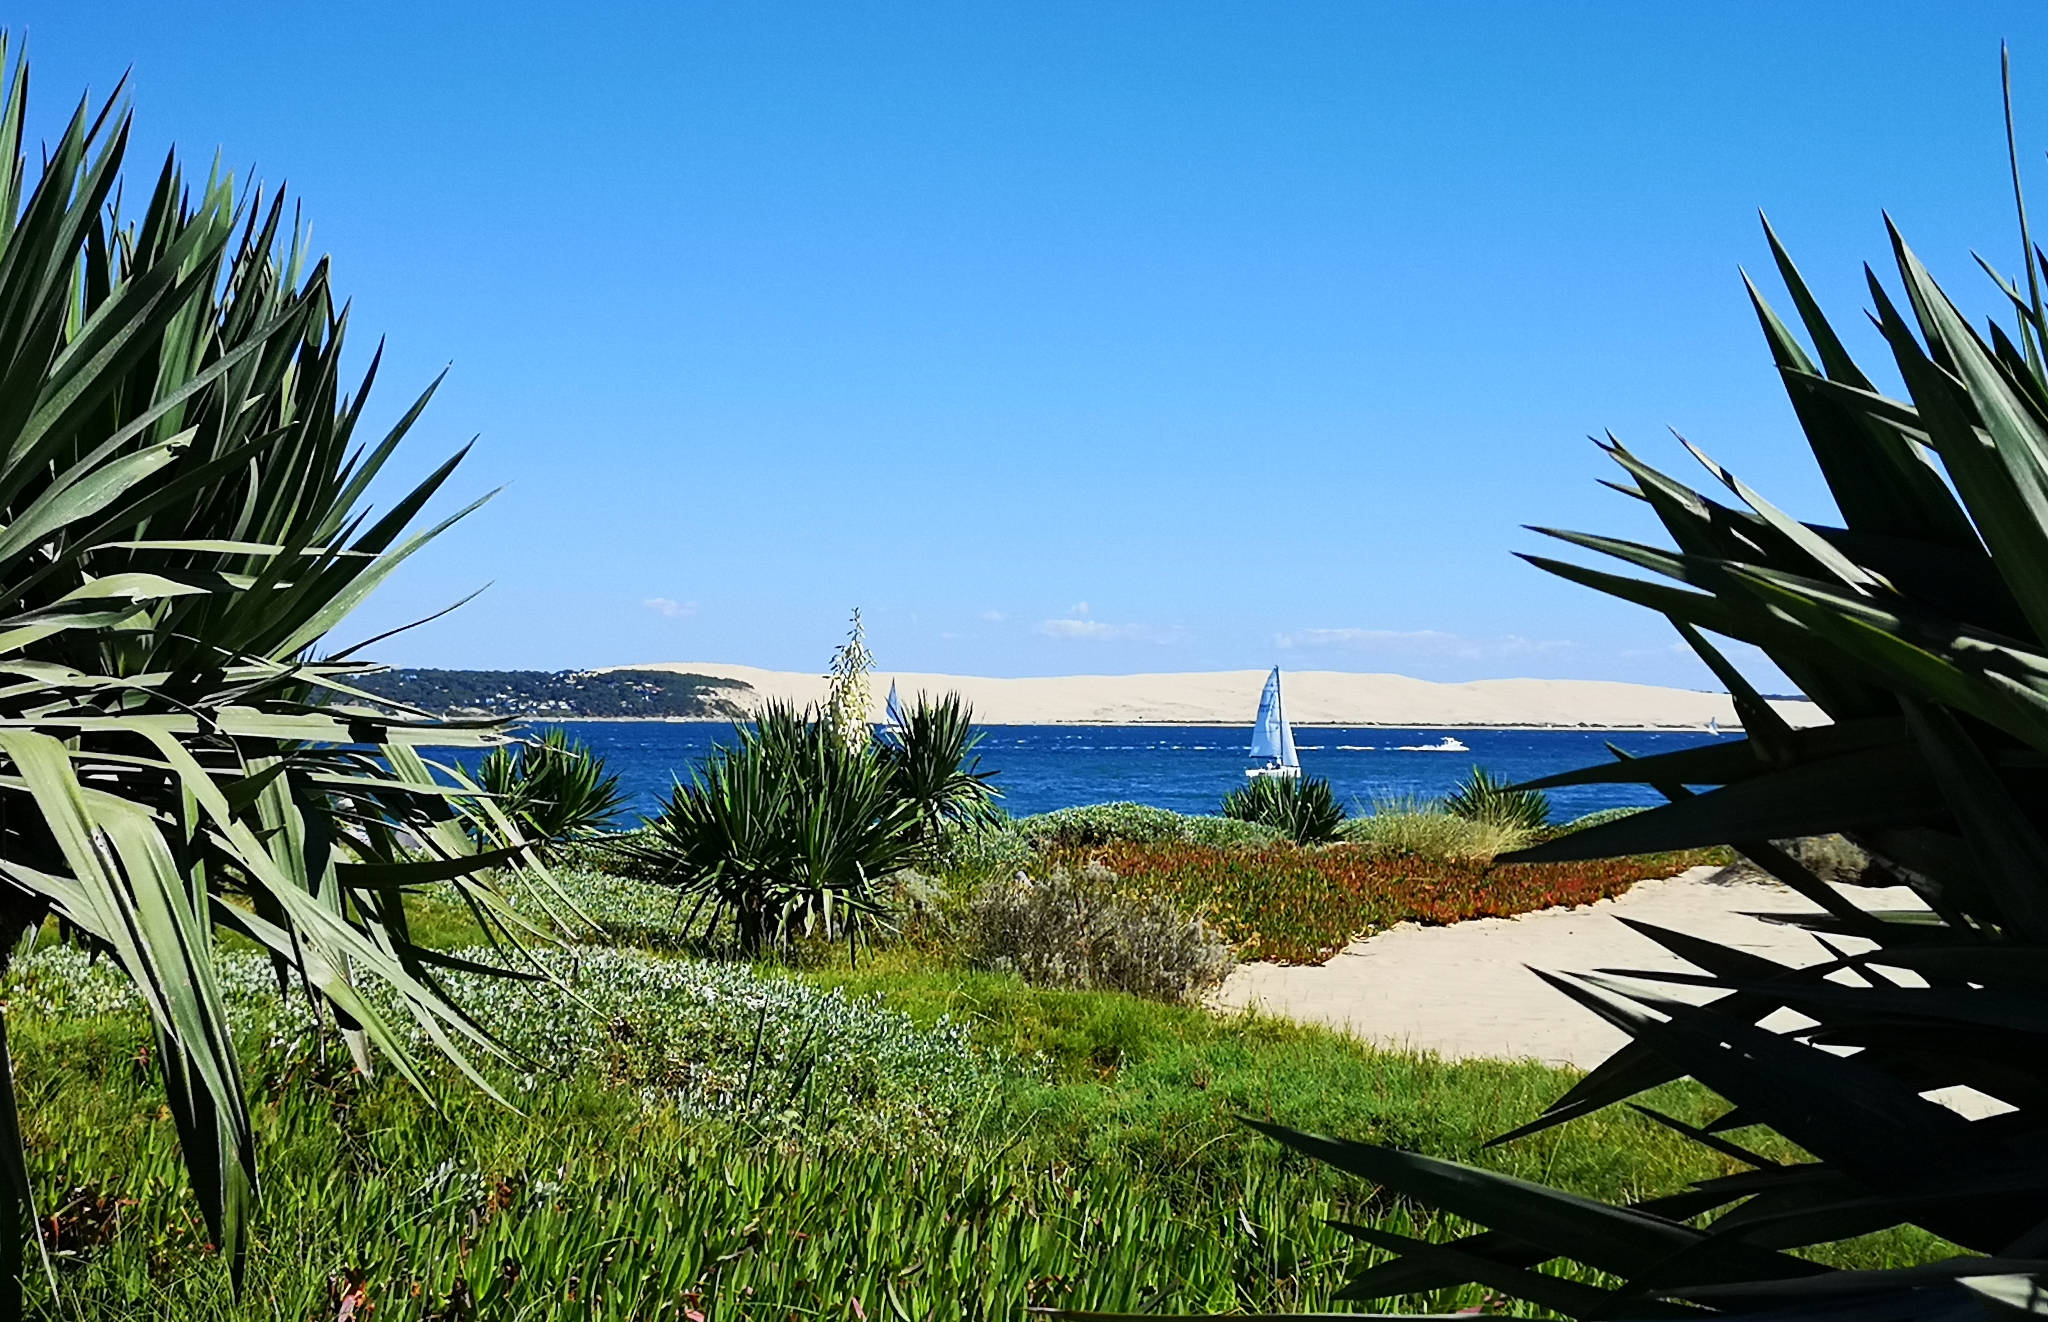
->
13 3 2048 686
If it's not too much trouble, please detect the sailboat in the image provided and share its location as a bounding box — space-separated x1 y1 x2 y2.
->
1245 667 1301 779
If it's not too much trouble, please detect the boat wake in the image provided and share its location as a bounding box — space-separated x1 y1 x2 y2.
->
1395 736 1470 753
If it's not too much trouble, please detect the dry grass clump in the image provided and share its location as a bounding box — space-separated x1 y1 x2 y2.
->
1338 799 1539 864
962 862 1236 1001
1723 834 1883 886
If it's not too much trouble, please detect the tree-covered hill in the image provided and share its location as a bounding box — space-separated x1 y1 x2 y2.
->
351 668 751 719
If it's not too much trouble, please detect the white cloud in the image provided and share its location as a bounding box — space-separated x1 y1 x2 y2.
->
1068 601 1090 616
980 609 1006 622
643 597 698 619
1039 617 1114 639
1038 616 1185 644
1274 627 1570 659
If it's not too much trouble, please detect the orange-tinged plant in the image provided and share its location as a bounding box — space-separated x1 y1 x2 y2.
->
1046 842 1718 964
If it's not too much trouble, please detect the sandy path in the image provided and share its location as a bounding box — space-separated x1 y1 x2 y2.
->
1213 866 1926 1069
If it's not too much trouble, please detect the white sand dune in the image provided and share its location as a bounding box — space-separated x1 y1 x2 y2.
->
608 661 1822 729
1214 867 1935 1072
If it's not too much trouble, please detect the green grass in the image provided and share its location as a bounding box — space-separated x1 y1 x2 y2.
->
10 851 1947 1317
812 953 1755 1199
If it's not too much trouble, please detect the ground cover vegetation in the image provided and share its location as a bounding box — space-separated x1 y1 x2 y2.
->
1242 63 2048 1320
10 864 1948 1317
1033 840 1721 965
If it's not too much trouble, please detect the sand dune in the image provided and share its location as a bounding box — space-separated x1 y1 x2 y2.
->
607 662 1822 730
1213 866 1943 1072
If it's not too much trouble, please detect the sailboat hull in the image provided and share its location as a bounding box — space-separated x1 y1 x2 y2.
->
1245 765 1302 780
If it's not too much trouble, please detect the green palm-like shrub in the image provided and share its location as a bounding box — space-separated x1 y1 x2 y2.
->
0 47 559 1302
475 728 627 853
963 861 1235 1001
1253 91 2048 1318
623 703 921 953
1219 775 1346 844
880 691 1001 855
1443 764 1553 832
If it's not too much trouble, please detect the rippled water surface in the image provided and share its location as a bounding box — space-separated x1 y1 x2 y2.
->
437 723 1724 823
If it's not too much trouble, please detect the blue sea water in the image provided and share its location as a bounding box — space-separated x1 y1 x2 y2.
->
446 723 1719 825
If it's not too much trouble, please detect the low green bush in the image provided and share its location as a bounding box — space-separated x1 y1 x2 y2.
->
1016 802 1283 849
930 816 1037 881
962 862 1235 1001
1219 775 1346 843
1557 805 1645 833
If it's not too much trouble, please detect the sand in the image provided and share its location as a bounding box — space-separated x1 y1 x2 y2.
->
1212 866 1924 1070
609 662 1822 730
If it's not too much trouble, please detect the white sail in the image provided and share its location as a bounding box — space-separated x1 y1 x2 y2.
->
1248 667 1300 769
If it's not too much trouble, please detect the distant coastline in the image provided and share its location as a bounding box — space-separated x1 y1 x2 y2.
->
585 662 1824 731
540 715 1799 731
360 663 1819 730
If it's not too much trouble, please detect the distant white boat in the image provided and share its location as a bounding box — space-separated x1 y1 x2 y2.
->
1706 717 1723 736
1397 736 1470 752
1246 667 1301 779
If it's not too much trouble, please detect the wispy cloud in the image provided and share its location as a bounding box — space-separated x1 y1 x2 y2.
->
1275 627 1570 659
980 609 1006 622
1038 615 1185 644
643 597 698 619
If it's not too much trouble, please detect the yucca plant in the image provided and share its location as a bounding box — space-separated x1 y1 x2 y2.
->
879 690 1000 856
1219 775 1346 844
0 45 567 1306
823 607 874 751
623 703 921 952
1245 61 2048 1320
475 727 628 854
1443 764 1553 833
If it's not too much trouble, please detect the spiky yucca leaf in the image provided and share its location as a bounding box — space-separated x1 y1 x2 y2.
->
623 702 922 952
0 43 569 1304
879 690 1001 856
476 727 628 853
1242 69 2048 1322
1219 775 1345 844
1442 765 1552 833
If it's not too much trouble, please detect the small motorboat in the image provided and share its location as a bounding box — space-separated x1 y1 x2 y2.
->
1245 666 1301 779
1397 735 1470 752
